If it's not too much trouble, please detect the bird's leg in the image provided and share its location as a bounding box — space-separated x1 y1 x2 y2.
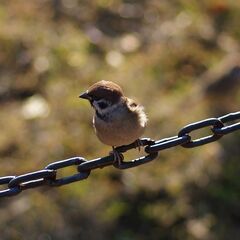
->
134 139 143 152
110 146 124 165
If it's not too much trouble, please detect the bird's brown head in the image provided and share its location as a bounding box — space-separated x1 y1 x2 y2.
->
79 80 124 114
79 80 124 104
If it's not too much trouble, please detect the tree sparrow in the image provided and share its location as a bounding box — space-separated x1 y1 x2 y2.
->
79 80 147 164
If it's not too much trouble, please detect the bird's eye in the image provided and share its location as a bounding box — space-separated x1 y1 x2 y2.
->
98 101 108 109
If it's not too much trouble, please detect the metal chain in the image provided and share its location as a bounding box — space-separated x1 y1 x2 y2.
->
0 111 240 198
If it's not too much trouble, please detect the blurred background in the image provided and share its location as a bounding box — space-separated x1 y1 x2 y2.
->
0 0 240 239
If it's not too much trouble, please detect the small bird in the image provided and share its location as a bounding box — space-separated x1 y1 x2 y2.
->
79 80 147 164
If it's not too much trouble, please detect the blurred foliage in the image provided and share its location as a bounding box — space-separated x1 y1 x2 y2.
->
0 0 240 239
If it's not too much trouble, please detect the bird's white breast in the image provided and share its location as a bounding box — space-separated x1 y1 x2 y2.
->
93 101 147 146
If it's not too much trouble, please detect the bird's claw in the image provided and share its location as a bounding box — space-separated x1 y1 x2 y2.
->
110 148 124 165
110 139 143 167
134 139 143 152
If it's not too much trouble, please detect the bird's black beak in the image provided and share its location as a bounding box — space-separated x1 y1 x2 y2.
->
79 92 91 100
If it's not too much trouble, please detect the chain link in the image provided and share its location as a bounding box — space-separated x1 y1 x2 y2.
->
178 118 224 148
0 111 240 198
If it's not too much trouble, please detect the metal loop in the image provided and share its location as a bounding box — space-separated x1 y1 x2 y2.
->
78 138 156 171
45 157 90 186
21 179 52 190
8 170 56 189
78 155 114 172
213 122 240 135
113 152 158 169
0 176 16 185
145 135 191 153
213 112 240 135
45 157 86 170
47 171 90 187
113 139 158 169
178 118 224 148
0 176 21 197
78 138 157 171
0 187 22 197
218 111 240 123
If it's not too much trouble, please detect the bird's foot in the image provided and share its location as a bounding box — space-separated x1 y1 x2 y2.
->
110 147 124 165
134 139 143 152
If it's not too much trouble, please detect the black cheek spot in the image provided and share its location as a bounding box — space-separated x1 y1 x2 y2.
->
98 102 108 109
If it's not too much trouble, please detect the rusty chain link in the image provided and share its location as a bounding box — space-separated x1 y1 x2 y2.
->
0 111 240 198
